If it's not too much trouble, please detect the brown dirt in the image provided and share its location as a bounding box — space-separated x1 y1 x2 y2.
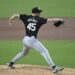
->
0 64 75 75
0 18 75 40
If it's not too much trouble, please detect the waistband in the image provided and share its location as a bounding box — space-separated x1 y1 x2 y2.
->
26 35 36 38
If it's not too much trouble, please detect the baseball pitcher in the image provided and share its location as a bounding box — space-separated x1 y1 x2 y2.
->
8 7 64 73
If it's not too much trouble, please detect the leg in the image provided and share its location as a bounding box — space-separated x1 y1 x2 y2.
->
8 44 30 68
32 40 55 67
32 40 64 73
12 45 30 63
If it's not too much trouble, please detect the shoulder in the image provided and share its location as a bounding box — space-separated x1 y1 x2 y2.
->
40 17 47 20
20 14 29 20
40 17 48 22
20 14 28 17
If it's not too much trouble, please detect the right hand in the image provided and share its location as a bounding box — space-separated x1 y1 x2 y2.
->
9 18 13 26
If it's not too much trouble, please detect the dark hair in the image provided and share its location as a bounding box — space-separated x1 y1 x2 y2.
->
32 7 42 13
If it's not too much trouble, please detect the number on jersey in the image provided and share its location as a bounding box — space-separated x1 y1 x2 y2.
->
27 23 36 31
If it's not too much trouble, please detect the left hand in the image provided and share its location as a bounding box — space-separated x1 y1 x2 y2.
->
53 19 64 27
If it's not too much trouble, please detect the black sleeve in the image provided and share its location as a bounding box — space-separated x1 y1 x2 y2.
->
40 18 48 25
20 14 28 21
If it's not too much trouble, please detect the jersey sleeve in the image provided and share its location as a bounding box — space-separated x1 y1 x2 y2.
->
20 14 28 21
40 18 48 25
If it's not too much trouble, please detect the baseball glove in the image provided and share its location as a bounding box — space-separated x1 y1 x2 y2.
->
53 20 64 27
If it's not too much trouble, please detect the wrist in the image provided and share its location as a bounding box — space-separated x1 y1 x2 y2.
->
54 18 61 22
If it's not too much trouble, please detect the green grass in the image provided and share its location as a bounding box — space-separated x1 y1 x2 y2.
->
0 0 75 17
0 40 75 68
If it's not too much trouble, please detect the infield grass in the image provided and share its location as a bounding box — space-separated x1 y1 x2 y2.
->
0 40 75 68
0 0 75 17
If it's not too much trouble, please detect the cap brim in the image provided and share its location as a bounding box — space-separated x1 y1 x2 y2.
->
39 10 42 13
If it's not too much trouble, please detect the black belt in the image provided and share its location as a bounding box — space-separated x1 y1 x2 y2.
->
26 35 36 38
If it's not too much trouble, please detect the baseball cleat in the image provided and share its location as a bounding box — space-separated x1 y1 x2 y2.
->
53 66 64 73
7 63 15 69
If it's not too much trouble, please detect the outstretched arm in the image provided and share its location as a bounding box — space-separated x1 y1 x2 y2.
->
47 18 64 27
9 14 19 26
47 18 63 23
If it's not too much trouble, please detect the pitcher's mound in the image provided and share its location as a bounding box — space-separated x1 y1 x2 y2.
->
0 64 75 75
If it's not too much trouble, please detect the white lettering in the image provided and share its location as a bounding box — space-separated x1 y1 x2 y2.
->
28 19 37 23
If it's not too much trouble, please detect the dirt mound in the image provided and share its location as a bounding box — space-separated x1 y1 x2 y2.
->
0 64 75 75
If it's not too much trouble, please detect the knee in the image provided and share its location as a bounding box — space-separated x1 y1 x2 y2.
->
21 50 29 56
45 50 49 54
40 50 49 55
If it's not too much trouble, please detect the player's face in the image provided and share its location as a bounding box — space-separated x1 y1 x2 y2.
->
37 13 40 16
32 13 41 17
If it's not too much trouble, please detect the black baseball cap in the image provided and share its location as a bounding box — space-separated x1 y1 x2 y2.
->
32 7 42 13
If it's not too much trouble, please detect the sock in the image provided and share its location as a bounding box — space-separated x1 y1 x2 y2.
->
52 66 56 69
10 62 14 65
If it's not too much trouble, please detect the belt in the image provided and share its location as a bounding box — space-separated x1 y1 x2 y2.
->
26 35 36 38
